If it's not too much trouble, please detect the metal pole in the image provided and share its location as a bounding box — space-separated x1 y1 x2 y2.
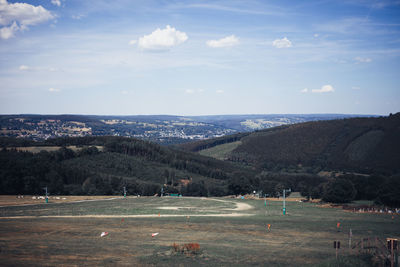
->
44 187 48 203
283 189 286 215
349 228 352 252
283 189 290 215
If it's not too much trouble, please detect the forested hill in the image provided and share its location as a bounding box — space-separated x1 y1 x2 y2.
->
0 136 256 196
179 113 400 175
1 131 400 206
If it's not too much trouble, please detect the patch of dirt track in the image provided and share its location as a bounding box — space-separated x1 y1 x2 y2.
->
0 213 254 219
0 196 255 219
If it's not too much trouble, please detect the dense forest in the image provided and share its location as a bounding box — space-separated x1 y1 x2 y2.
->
0 136 255 197
181 113 400 175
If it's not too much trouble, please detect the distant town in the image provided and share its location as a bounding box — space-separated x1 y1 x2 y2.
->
0 114 372 144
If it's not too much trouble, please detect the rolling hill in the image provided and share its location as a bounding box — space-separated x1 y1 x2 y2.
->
0 136 256 196
179 113 400 175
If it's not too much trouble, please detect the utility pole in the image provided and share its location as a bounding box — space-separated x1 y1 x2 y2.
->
283 188 291 215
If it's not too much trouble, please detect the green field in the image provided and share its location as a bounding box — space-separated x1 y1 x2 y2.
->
198 141 242 160
0 197 398 266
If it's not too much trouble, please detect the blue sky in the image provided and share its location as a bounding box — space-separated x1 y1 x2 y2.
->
0 0 399 115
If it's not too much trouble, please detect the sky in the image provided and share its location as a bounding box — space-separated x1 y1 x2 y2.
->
0 0 399 116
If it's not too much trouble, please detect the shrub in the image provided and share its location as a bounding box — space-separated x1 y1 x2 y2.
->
172 243 200 255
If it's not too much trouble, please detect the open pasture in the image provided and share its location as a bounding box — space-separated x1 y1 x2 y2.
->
0 196 398 266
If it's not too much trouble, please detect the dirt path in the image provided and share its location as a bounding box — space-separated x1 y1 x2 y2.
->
0 213 253 219
205 197 253 211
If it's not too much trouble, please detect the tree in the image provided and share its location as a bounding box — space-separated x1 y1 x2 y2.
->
322 178 356 203
47 170 64 195
23 176 39 194
228 175 250 195
375 175 400 207
185 181 208 196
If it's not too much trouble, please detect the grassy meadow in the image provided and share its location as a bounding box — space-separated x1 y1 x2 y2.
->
198 141 242 160
0 196 398 266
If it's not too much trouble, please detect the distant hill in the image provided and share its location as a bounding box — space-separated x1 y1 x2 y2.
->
180 113 400 175
0 114 369 145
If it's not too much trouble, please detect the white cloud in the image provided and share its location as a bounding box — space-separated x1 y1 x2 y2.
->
314 33 319 38
352 86 361 90
301 88 308 93
0 21 19 39
71 14 84 20
354 57 372 63
51 0 61 7
206 35 239 48
129 40 137 45
19 65 30 71
121 90 129 95
0 0 54 39
185 89 204 94
216 89 224 94
138 25 188 50
311 85 335 93
48 87 60 93
272 37 292 48
19 65 59 72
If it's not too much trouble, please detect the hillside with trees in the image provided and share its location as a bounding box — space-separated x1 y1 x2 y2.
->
1 114 399 207
178 113 400 206
0 136 256 197
180 113 400 175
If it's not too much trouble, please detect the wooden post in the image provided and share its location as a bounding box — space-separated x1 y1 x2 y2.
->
336 246 338 260
387 238 397 267
334 241 340 260
391 239 394 267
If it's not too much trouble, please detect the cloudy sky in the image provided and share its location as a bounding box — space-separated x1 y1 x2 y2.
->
0 0 399 115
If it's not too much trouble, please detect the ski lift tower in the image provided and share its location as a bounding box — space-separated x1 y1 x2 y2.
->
283 188 291 215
